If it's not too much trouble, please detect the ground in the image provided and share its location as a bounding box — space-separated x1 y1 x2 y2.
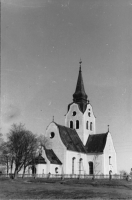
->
0 177 132 199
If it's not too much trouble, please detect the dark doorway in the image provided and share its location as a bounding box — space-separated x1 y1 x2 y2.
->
89 162 93 175
32 166 36 174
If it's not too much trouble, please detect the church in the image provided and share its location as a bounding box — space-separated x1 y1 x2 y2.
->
31 60 117 176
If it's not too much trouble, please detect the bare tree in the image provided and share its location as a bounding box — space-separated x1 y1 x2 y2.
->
0 133 3 153
0 133 3 145
22 132 38 178
119 170 128 176
7 123 37 178
0 142 10 174
0 134 10 174
37 135 52 150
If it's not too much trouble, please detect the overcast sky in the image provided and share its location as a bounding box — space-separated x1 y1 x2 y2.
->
1 0 132 173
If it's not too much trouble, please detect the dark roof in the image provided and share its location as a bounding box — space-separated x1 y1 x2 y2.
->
85 133 108 153
45 148 62 165
56 124 86 153
73 66 88 102
72 66 88 113
31 154 47 164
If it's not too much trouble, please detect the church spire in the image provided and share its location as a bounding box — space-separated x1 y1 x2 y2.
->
73 60 88 113
73 60 88 102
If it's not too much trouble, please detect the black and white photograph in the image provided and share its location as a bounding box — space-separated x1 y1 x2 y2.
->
1 0 132 199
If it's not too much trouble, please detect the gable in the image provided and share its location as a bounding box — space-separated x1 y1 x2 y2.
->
67 103 83 117
84 103 96 119
104 132 116 154
85 133 108 153
68 102 87 113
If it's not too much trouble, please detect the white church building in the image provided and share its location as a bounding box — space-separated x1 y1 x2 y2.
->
30 61 117 176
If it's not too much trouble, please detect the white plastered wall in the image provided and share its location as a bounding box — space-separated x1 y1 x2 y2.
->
65 150 88 174
65 151 104 175
83 103 96 145
50 164 62 174
65 103 96 145
36 164 47 175
103 132 117 174
87 153 104 174
65 103 84 142
45 122 67 173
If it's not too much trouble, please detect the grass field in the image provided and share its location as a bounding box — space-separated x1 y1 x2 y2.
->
0 177 132 199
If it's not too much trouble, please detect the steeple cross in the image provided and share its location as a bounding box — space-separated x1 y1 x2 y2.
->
108 125 109 132
52 116 54 122
79 58 82 67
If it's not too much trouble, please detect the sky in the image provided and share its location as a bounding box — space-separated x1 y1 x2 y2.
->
1 0 132 173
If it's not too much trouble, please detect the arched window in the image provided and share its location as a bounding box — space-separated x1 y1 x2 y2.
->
86 121 88 129
70 121 73 129
89 162 93 175
88 112 91 117
79 158 82 175
55 167 58 174
72 157 75 174
90 122 92 131
76 120 79 129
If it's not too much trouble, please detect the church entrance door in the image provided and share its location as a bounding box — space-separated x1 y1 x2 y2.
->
32 165 36 175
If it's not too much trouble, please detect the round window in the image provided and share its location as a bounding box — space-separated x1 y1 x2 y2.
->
73 111 76 116
50 132 55 138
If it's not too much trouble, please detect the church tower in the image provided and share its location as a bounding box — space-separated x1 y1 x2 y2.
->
65 60 96 145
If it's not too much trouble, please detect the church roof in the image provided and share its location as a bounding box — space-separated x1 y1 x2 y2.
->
85 133 108 153
45 148 62 165
31 154 47 164
56 124 87 153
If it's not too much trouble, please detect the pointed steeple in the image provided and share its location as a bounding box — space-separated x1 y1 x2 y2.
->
73 60 88 103
73 60 88 113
